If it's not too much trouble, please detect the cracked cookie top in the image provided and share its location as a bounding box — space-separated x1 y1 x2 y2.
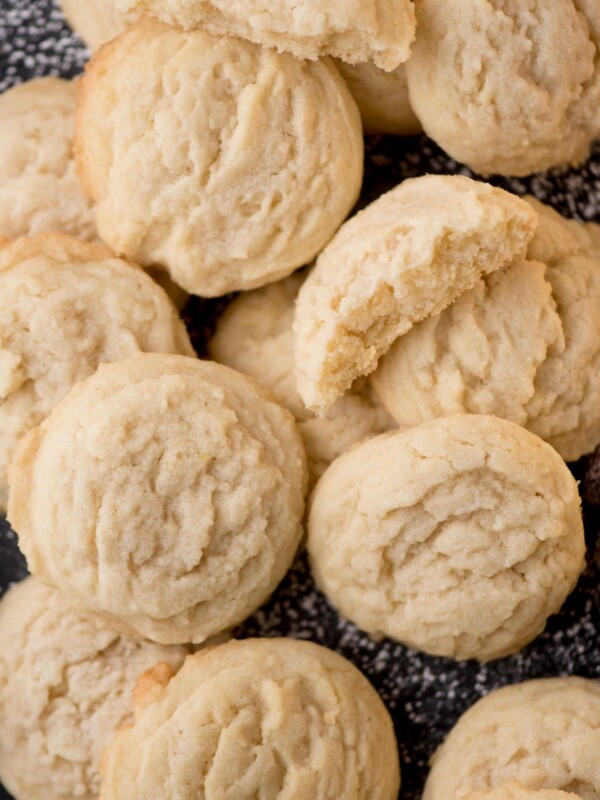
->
75 19 364 297
372 197 600 462
8 354 307 644
308 414 584 661
0 577 187 800
100 638 400 800
406 0 600 176
116 0 416 71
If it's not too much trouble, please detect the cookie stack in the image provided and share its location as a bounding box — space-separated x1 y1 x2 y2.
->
0 1 599 799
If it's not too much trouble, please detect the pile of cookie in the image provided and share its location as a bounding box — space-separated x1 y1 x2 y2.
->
1 1 599 799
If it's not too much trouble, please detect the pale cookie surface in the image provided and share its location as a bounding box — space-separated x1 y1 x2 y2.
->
464 784 581 800
0 577 187 800
293 175 538 412
209 274 395 487
0 77 96 241
75 19 364 297
423 677 600 800
406 0 600 176
335 61 421 135
100 638 400 800
115 0 416 71
60 0 139 50
8 354 307 644
308 415 585 661
0 233 193 513
372 197 600 462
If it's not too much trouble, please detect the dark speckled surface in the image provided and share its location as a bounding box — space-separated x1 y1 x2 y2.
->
1 3 600 799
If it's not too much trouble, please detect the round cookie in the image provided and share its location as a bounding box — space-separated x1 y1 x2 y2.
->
0 233 193 513
209 274 395 486
116 0 416 71
100 637 401 800
8 354 307 644
423 677 600 800
372 197 600 462
308 415 585 661
0 577 187 800
60 0 139 50
75 19 364 297
335 61 421 135
0 77 96 242
0 78 187 307
293 175 538 412
406 1 600 176
464 786 581 800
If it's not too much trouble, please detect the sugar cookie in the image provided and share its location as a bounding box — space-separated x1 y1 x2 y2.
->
60 0 138 50
308 415 584 661
100 638 400 800
0 233 193 512
0 577 187 800
8 354 307 644
335 61 421 135
75 19 363 297
424 677 600 800
0 78 95 242
406 1 600 176
294 175 538 412
116 0 416 71
372 198 600 461
209 274 395 486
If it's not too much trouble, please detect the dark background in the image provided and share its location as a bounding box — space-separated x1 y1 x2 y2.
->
1 2 599 799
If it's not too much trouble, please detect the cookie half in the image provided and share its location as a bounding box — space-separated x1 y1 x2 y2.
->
294 175 537 412
209 273 395 488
